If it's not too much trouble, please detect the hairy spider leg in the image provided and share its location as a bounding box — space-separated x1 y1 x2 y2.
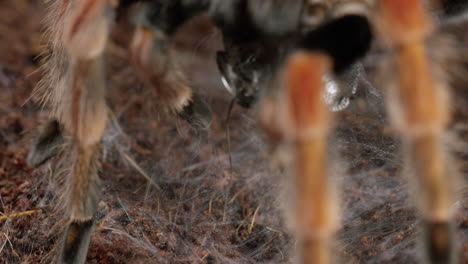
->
377 0 457 263
57 0 116 263
28 1 213 169
285 52 336 264
267 6 373 263
130 0 212 130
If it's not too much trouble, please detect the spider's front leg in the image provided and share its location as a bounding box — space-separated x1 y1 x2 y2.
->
264 8 373 264
285 52 335 264
377 0 457 263
57 0 117 263
129 0 212 130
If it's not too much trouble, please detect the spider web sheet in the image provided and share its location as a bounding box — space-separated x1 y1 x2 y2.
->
0 1 467 263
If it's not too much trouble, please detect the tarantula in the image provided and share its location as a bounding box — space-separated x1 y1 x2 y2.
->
26 0 466 263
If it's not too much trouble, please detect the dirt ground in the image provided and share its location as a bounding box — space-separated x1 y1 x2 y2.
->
0 1 467 263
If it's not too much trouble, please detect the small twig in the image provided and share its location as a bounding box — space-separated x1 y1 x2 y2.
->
0 235 7 254
156 197 161 215
236 222 244 233
0 209 43 221
225 98 236 174
117 196 132 221
108 109 125 135
208 195 214 217
248 206 260 234
222 196 228 223
122 152 161 191
103 227 128 236
109 110 159 193
229 175 258 204
265 226 282 234
39 251 54 264
3 232 20 259
200 251 210 261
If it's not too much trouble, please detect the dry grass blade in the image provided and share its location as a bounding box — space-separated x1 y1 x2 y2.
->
0 209 43 221
121 151 161 191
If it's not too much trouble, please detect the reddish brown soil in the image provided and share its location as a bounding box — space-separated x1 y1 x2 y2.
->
0 1 467 263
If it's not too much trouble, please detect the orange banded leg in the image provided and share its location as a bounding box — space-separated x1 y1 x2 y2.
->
285 52 336 264
377 0 457 263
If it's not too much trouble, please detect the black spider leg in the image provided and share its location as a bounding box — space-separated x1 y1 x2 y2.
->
131 0 212 129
